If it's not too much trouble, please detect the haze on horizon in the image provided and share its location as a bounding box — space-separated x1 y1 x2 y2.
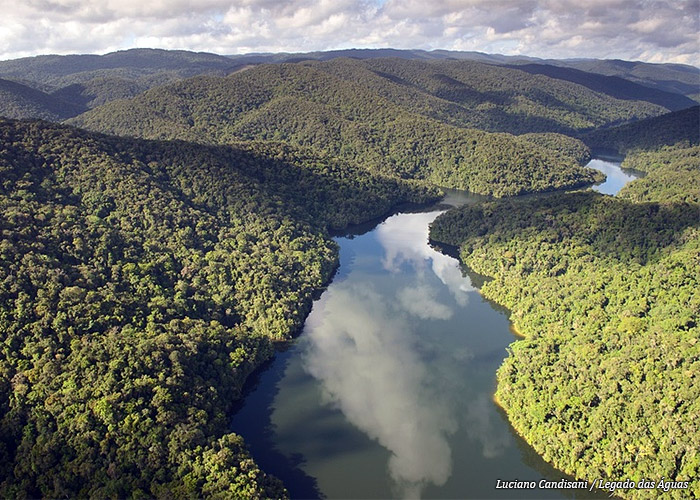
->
1 0 698 66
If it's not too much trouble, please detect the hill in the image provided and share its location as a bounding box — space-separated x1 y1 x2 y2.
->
224 49 699 101
505 64 697 111
583 105 700 154
0 49 247 113
67 58 671 140
69 58 689 196
0 78 85 120
1 48 694 122
555 59 700 101
429 102 700 500
0 117 436 497
49 76 150 109
0 48 240 89
315 58 666 132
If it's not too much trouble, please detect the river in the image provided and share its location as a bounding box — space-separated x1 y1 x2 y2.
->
588 156 644 195
230 158 635 499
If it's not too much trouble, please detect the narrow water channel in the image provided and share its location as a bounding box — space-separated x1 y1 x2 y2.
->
588 157 643 195
231 158 634 499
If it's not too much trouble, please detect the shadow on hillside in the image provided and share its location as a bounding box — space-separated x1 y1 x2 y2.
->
123 135 435 234
506 64 697 112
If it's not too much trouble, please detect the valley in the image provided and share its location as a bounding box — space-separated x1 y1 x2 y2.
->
0 48 697 498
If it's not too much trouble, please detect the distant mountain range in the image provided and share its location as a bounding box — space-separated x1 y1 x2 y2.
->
0 48 696 123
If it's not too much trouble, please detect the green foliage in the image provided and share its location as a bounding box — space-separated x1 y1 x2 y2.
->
0 48 239 91
518 132 592 165
430 185 700 498
0 117 436 496
0 78 84 121
583 106 699 154
619 145 700 204
330 58 666 133
68 59 628 197
584 107 700 204
506 63 697 112
554 59 700 99
51 76 149 109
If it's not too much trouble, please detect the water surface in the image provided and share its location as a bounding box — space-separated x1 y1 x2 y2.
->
587 158 642 195
230 163 636 499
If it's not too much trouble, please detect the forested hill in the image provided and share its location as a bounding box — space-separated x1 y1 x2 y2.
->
1 49 695 123
583 106 700 205
583 105 700 154
71 57 668 137
0 117 436 497
505 64 696 111
0 78 85 121
0 49 247 113
551 59 700 101
0 48 240 89
68 57 677 196
429 107 700 499
238 50 699 100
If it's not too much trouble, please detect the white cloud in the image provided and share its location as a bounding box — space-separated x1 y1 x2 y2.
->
0 0 697 65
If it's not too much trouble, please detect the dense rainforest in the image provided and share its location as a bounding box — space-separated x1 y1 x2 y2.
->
585 106 700 204
2 48 696 113
0 78 85 122
430 110 700 499
3 51 692 199
0 117 437 497
0 47 698 498
66 58 662 196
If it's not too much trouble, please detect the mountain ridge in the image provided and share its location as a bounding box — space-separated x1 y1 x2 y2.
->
0 48 695 121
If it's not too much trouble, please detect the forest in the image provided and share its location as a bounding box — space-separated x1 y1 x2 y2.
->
0 48 697 498
66 59 632 197
430 109 700 499
0 117 436 497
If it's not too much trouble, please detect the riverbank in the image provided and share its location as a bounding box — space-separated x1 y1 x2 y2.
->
428 157 699 499
231 187 601 498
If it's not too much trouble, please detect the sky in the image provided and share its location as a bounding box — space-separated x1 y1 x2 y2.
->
0 0 698 65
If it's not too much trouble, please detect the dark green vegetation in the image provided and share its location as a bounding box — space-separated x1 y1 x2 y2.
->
584 105 700 154
71 57 668 137
506 64 697 111
430 111 700 499
0 49 240 90
549 58 700 102
619 145 700 204
0 78 85 121
0 117 436 497
2 48 695 121
1 48 698 497
70 57 692 196
585 106 700 204
0 49 246 113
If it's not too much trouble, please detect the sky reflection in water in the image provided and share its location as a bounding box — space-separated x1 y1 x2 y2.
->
299 210 488 497
589 158 640 195
236 165 630 499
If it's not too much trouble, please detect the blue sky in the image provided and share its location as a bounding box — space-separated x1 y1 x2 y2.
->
1 0 698 65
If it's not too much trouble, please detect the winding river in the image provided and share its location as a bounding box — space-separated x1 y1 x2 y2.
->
230 158 636 499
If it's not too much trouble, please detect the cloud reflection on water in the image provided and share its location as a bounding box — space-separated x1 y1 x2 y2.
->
302 284 458 497
397 284 453 320
376 211 474 305
300 210 485 497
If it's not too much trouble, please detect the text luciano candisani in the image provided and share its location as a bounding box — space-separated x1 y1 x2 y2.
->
495 479 588 490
